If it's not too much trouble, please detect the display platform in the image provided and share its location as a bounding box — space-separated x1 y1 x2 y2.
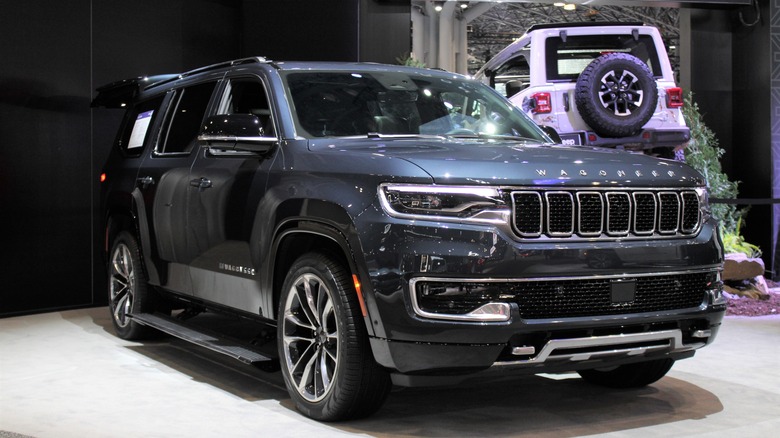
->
1 307 779 437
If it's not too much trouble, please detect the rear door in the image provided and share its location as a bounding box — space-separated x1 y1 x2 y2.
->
136 79 220 294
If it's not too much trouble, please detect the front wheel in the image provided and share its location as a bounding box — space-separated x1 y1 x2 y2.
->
278 252 391 421
577 358 674 388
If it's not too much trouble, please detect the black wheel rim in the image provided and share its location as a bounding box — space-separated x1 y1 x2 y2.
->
598 69 645 116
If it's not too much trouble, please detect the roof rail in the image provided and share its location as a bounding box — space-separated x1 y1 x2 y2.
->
176 56 271 79
91 57 274 108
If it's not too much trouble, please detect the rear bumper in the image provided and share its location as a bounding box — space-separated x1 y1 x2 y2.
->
560 127 690 149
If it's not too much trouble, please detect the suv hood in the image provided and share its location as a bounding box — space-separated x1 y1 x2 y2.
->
309 138 703 187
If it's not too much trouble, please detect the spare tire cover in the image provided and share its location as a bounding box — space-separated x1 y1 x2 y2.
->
574 53 658 138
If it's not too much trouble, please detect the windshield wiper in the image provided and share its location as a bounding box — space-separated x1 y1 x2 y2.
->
446 133 541 142
365 132 445 140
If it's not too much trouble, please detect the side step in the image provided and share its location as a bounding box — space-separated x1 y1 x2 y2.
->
130 312 275 365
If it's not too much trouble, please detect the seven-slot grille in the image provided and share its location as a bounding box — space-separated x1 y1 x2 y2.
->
512 189 701 239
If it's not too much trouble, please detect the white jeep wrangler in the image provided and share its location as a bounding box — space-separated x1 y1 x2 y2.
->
476 22 689 154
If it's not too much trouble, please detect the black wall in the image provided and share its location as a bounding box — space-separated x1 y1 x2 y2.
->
685 4 774 275
0 0 410 316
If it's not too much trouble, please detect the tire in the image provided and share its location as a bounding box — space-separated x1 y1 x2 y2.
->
277 252 391 421
577 358 674 388
107 231 158 340
574 53 658 138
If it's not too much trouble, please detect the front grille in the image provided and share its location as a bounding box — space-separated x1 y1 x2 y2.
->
512 188 701 239
414 272 711 320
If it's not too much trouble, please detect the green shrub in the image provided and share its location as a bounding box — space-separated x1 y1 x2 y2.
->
681 92 760 255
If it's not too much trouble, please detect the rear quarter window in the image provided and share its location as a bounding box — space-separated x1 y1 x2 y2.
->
117 96 164 157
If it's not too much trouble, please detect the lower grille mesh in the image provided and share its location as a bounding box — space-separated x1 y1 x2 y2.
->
415 272 711 319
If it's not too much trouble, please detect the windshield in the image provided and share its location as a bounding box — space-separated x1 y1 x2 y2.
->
283 70 549 141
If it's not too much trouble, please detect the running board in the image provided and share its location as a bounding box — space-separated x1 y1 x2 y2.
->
129 312 274 365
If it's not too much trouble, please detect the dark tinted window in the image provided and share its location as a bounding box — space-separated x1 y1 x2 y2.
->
545 35 661 81
158 82 217 154
284 71 547 141
117 96 164 156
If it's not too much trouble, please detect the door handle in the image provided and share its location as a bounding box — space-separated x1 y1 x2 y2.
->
137 176 155 188
190 177 212 190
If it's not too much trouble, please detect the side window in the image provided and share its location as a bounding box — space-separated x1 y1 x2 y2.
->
217 79 275 137
493 52 530 98
117 96 164 156
157 81 217 155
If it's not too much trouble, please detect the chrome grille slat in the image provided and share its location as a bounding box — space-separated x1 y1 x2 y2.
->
577 192 603 236
545 192 574 236
511 188 703 240
606 192 631 236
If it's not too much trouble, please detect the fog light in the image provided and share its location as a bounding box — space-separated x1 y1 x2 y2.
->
465 302 511 321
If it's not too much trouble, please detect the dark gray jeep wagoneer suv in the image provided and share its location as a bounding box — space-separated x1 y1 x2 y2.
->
94 57 726 421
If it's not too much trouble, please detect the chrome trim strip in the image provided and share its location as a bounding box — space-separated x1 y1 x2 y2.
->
411 267 719 286
408 278 511 322
409 267 720 322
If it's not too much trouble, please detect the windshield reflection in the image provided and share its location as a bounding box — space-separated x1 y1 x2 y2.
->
284 70 549 142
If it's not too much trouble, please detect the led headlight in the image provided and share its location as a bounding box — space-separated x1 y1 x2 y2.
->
379 184 509 224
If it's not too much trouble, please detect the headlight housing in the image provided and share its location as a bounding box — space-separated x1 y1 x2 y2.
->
379 184 509 224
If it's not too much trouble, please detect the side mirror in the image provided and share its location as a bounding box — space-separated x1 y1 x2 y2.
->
198 114 277 154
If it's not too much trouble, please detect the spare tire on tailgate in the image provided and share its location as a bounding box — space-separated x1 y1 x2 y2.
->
574 53 658 138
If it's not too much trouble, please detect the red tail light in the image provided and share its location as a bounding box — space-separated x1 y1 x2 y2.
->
666 87 683 108
531 92 552 114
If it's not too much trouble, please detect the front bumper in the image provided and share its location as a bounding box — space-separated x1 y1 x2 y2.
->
370 314 723 386
357 211 724 382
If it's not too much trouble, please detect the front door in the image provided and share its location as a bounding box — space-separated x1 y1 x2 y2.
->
186 76 279 316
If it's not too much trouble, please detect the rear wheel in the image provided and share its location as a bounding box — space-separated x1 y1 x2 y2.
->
278 252 391 421
577 358 674 388
108 231 158 340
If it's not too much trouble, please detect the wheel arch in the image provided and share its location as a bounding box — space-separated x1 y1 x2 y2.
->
267 199 376 337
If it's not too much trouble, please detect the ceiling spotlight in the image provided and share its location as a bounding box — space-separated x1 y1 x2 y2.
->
434 2 443 12
563 3 576 10
460 1 469 9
